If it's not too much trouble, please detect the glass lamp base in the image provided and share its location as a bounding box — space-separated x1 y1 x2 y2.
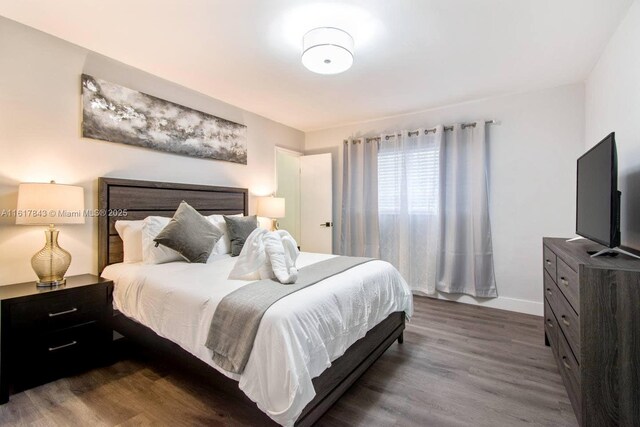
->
36 278 66 288
31 226 72 288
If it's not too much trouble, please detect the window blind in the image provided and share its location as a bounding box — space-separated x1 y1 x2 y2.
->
378 142 439 215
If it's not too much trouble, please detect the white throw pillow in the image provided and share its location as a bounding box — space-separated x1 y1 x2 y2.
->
114 220 144 263
142 216 183 264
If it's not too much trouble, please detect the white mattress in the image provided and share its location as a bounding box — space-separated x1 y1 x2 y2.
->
102 252 413 426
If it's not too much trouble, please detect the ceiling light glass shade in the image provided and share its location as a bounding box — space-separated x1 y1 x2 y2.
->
302 27 354 75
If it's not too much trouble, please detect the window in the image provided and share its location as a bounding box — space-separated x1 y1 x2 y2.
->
377 141 439 215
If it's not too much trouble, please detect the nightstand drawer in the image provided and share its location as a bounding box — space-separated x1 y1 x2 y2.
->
10 286 108 332
37 322 108 356
12 322 110 391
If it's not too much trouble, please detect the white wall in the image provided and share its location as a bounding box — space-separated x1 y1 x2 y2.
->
305 84 586 315
0 17 304 285
585 0 640 251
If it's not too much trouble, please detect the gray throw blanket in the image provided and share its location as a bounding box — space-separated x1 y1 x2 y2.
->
205 256 373 374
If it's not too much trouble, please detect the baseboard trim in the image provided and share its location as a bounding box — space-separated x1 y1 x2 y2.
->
412 291 543 316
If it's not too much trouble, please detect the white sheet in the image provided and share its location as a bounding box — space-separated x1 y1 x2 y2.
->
102 253 413 426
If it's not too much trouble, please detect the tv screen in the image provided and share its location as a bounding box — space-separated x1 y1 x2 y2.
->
576 132 619 248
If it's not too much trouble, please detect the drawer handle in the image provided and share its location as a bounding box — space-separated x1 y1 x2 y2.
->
562 356 572 371
546 319 554 327
48 307 78 317
560 277 569 286
49 341 77 352
545 259 552 266
546 288 552 296
561 315 570 327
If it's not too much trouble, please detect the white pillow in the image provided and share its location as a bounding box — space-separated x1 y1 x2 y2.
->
207 214 243 257
114 220 144 263
142 216 183 264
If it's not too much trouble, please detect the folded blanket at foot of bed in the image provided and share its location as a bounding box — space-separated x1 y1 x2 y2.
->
206 255 374 374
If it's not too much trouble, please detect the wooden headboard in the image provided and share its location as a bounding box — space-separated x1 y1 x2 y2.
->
98 177 248 273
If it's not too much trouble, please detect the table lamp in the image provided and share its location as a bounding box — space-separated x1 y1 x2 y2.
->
257 196 285 231
16 181 85 287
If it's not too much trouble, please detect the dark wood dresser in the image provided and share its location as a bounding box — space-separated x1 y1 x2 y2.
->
543 237 640 426
0 274 113 403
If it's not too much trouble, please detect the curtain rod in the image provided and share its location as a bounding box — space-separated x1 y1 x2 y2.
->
344 120 497 144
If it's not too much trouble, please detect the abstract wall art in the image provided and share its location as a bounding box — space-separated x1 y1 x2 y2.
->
81 74 247 164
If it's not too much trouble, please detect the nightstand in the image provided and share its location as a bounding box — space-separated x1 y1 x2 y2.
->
0 274 113 403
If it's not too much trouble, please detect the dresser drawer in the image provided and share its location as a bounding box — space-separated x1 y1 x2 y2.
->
545 271 581 361
10 286 108 332
557 258 579 315
557 328 581 424
543 246 557 280
544 297 559 350
543 270 560 308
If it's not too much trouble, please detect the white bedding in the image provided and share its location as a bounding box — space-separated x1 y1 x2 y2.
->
102 252 413 426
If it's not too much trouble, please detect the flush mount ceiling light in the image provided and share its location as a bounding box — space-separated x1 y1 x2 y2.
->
302 27 354 75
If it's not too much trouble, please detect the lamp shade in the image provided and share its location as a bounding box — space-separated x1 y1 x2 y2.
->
16 182 85 225
257 197 285 219
302 27 354 75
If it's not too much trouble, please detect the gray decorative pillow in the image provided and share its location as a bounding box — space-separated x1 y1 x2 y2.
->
154 201 223 263
224 215 258 257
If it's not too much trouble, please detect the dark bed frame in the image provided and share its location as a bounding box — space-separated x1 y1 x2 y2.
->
98 177 405 426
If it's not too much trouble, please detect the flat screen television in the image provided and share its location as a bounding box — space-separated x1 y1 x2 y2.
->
576 132 620 248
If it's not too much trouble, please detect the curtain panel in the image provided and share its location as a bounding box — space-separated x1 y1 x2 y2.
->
378 127 443 295
340 138 380 258
437 123 497 297
339 121 497 298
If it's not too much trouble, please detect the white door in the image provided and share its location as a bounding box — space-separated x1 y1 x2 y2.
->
275 149 301 242
300 153 333 253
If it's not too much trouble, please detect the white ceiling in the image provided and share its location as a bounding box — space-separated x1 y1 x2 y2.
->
0 0 633 131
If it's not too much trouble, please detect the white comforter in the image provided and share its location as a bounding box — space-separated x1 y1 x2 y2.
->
102 253 413 426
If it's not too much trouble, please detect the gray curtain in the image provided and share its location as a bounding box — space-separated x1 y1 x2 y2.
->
340 138 380 257
437 122 497 297
339 121 497 298
377 127 444 295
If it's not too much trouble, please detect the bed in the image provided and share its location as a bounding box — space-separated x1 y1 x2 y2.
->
97 177 411 426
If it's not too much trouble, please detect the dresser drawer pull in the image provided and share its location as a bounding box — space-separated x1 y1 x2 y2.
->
562 356 572 370
546 319 554 327
546 287 553 296
561 315 570 326
48 307 78 317
48 341 77 352
560 277 569 286
545 259 552 266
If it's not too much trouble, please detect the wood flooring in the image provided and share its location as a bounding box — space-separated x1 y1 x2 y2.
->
0 297 577 426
